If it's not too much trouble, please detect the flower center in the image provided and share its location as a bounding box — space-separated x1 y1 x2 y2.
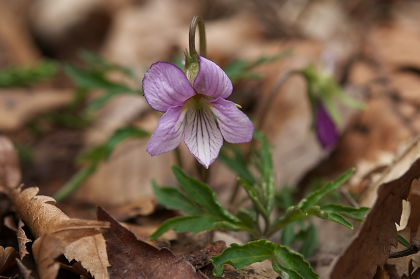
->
185 94 211 110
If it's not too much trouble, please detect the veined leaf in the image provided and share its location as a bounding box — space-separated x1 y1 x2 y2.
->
152 183 202 215
308 207 353 229
172 166 239 223
150 216 217 240
320 204 369 221
298 168 355 211
212 239 317 279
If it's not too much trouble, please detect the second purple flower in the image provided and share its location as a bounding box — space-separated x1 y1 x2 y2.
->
143 56 254 168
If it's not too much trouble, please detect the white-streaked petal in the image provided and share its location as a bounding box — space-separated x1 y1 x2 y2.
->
193 56 233 99
184 107 223 168
143 62 196 112
210 98 254 143
147 106 186 156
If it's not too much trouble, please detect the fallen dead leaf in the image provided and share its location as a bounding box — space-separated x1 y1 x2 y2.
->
15 258 33 279
17 220 31 259
0 136 110 279
0 89 74 131
0 246 17 274
97 207 208 279
330 138 420 278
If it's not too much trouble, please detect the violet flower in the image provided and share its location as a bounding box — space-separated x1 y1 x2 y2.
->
315 103 339 149
143 56 254 168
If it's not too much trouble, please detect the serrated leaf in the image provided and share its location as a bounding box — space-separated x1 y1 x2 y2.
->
274 245 318 279
212 240 317 278
152 184 202 215
172 166 239 223
212 240 275 276
312 209 353 229
298 168 355 211
320 204 369 221
150 216 217 240
272 261 303 279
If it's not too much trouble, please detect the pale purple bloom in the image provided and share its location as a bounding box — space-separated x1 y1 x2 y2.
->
143 56 254 168
315 104 339 149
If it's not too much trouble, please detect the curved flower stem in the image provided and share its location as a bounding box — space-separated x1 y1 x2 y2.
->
228 70 302 209
189 16 207 58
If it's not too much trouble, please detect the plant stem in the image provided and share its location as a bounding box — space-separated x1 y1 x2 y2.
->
228 71 302 209
174 147 184 169
189 16 207 58
54 164 97 202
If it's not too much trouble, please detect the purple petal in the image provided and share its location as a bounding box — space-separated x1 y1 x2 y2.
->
184 107 223 168
147 106 186 155
143 62 196 112
193 56 233 99
315 104 339 149
210 98 254 143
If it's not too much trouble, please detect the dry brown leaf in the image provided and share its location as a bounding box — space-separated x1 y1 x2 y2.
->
0 136 110 279
16 258 33 279
0 89 74 131
17 220 31 259
330 138 420 278
97 207 208 279
0 246 17 274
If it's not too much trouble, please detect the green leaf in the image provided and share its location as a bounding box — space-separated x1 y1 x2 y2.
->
274 245 318 279
150 215 217 240
81 126 149 163
219 146 255 184
212 240 275 276
0 60 58 87
254 132 275 213
212 240 317 279
308 207 353 229
298 168 355 211
296 223 319 258
320 204 369 221
65 64 134 93
152 183 202 215
236 209 257 230
280 223 296 246
397 234 411 248
172 166 239 223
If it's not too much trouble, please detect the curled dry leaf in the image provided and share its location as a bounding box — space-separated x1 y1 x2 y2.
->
17 220 31 260
330 138 420 278
97 207 208 279
0 136 110 279
0 246 17 274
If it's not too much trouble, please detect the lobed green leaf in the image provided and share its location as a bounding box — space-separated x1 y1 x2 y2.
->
212 239 317 278
150 216 218 240
298 168 355 211
152 183 202 215
172 166 239 223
